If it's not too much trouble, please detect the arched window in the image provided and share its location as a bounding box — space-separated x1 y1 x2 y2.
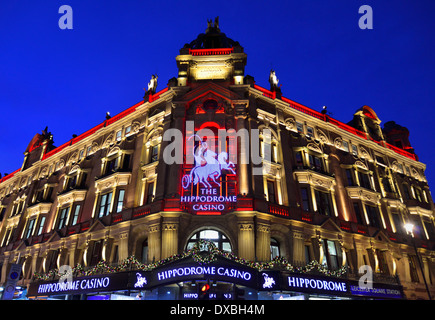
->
186 229 231 253
270 238 280 260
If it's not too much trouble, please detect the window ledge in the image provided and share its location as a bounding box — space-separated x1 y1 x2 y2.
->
95 172 131 193
58 189 87 207
294 169 336 190
346 186 381 204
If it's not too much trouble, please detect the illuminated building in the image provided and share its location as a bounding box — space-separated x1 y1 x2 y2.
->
0 19 434 300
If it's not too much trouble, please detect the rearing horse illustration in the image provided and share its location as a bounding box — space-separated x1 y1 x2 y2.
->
182 135 235 189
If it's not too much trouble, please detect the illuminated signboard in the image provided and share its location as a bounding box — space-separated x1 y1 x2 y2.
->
349 282 402 299
259 271 281 291
284 274 348 295
181 133 237 215
27 272 131 297
140 256 257 289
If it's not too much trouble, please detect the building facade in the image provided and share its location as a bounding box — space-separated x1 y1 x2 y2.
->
0 21 434 300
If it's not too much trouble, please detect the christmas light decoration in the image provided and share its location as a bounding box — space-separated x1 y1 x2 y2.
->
32 240 348 281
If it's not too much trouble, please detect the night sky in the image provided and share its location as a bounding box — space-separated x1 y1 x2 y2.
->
1 1 435 189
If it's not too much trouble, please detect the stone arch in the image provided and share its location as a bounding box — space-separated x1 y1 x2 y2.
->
181 223 236 255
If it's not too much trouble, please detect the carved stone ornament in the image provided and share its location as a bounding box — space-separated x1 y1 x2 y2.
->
91 142 99 154
359 146 371 160
284 117 296 131
354 160 368 170
103 133 114 148
307 142 322 154
316 128 329 144
67 151 78 166
334 137 343 149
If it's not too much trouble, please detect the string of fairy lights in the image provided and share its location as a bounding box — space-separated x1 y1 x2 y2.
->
32 240 348 281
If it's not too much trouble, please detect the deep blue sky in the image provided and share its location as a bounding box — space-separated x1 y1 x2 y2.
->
1 1 435 187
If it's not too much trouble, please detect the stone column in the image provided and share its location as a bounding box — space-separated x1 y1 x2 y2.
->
256 220 271 262
291 231 306 264
238 214 255 261
161 216 179 259
118 232 129 261
148 222 161 262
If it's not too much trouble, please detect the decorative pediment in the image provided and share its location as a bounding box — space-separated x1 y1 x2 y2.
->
180 82 241 105
316 128 329 145
354 160 368 170
320 218 343 233
87 219 107 233
307 142 322 154
359 146 371 160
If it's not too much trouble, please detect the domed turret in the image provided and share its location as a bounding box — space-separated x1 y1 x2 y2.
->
183 17 240 49
176 18 247 85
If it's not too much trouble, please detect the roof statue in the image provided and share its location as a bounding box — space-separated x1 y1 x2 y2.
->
269 69 279 91
144 74 158 99
183 17 240 49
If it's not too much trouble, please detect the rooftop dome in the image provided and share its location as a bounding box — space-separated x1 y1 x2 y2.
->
183 17 240 49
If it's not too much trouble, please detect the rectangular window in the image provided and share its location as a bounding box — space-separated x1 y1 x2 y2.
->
351 144 358 156
105 157 119 175
382 177 393 193
37 216 46 235
295 151 304 167
66 174 78 190
314 190 332 216
402 184 411 200
25 219 36 239
122 154 131 171
342 141 349 152
306 126 314 137
392 213 403 234
301 187 311 212
267 180 277 204
58 207 70 229
376 249 390 275
358 171 372 190
99 192 113 217
353 202 364 225
424 221 435 239
296 121 304 134
324 240 339 270
346 169 354 186
125 125 132 136
71 204 81 225
116 189 125 213
0 207 6 221
150 145 159 163
365 204 381 228
116 130 122 141
145 182 154 205
305 245 311 264
2 229 11 247
308 154 324 172
79 149 85 160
